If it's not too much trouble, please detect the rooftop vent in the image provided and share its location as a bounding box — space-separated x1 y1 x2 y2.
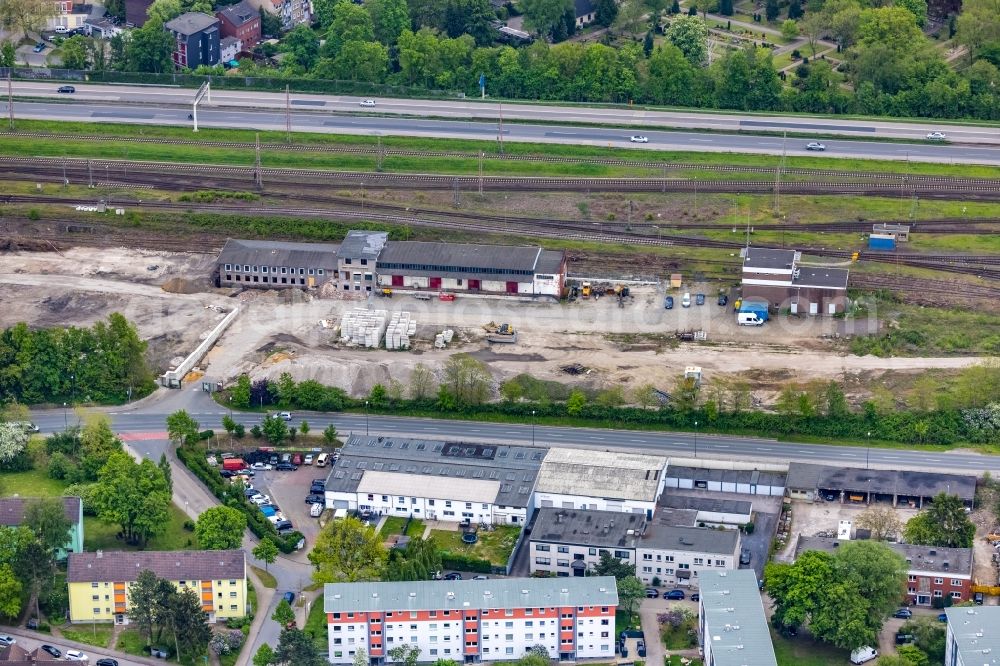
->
409 592 416 598
372 593 378 598
521 589 529 594
560 588 569 594
334 594 342 600
599 587 607 593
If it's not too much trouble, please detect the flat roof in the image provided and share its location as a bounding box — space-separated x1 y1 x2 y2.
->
68 549 245 583
325 435 543 509
742 248 797 271
165 11 218 34
666 465 787 487
700 570 777 666
793 267 849 290
535 249 565 274
659 493 753 516
377 241 542 276
357 470 500 504
339 230 388 261
324 576 619 614
216 238 339 269
536 448 667 502
795 537 973 576
640 522 740 555
786 463 976 500
531 508 644 549
945 607 1000 661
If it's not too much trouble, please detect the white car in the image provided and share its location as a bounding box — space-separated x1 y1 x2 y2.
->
926 131 947 140
303 454 314 465
274 411 292 421
54 25 68 33
251 494 271 505
250 462 272 471
0 635 14 647
310 502 324 517
359 99 376 107
805 142 826 151
629 135 648 143
65 650 89 661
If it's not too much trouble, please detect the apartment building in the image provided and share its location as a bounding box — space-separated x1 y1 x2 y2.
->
699 570 777 666
0 496 83 560
529 508 643 577
324 577 619 664
67 550 247 624
945 606 1000 666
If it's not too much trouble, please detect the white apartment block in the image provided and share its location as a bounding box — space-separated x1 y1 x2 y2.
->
325 436 543 526
324 577 619 664
945 607 1000 666
699 570 777 666
532 448 668 519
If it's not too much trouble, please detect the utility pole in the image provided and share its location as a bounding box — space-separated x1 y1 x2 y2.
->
285 84 291 143
497 102 504 155
376 136 384 172
453 178 460 208
7 69 13 130
87 160 93 189
773 131 786 215
478 151 483 195
253 132 263 189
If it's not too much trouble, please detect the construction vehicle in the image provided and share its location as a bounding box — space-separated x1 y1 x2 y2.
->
581 281 591 299
484 322 517 343
379 288 393 298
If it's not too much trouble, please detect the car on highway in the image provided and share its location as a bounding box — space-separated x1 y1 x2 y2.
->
664 589 685 600
664 296 674 309
645 588 658 598
251 462 272 471
695 293 705 306
278 411 292 421
33 42 46 52
0 635 14 647
892 608 913 619
65 649 89 661
304 454 314 465
359 99 376 107
472 575 488 580
926 131 947 140
41 645 62 658
629 135 649 143
96 659 119 666
805 142 825 151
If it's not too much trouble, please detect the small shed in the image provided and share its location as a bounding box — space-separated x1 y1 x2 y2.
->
868 233 897 251
670 273 682 289
873 223 910 241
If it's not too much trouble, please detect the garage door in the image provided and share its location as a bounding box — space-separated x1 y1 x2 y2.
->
429 277 442 288
506 281 519 294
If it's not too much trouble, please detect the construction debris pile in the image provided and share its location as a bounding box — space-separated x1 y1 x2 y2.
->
434 329 455 348
385 312 417 350
340 309 388 348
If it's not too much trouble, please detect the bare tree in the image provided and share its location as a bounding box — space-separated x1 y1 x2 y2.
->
855 505 902 541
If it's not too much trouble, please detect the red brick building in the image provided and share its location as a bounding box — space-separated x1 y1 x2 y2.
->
741 247 849 315
216 0 261 46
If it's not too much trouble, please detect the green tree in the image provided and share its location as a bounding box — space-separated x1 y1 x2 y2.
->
253 537 279 572
166 409 200 446
368 0 410 44
275 628 326 666
894 0 926 27
79 415 123 481
93 451 171 546
126 569 160 644
253 644 276 666
262 415 289 445
956 0 1000 59
308 516 387 584
232 375 252 409
0 422 28 465
632 383 658 408
195 506 247 550
275 372 297 407
15 539 53 620
0 41 15 67
23 497 72 554
0 0 56 35
299 421 310 436
283 24 320 69
170 587 213 661
673 375 701 411
442 354 492 405
902 615 946 664
272 598 295 628
521 0 572 37
647 43 699 105
595 386 625 407
616 576 646 616
781 18 798 40
895 645 929 666
765 0 779 21
158 453 173 494
323 424 338 445
566 390 586 416
126 17 174 72
591 551 636 580
369 383 388 406
500 380 524 403
222 414 237 436
60 35 90 69
0 563 22 619
388 645 421 666
147 0 182 21
903 493 975 548
787 0 802 19
409 363 436 400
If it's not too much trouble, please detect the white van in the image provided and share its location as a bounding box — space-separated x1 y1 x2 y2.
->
54 25 68 33
850 646 878 664
681 292 691 308
309 502 324 518
315 453 329 468
737 312 764 326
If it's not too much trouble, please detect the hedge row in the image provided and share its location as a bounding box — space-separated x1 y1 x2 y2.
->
176 446 304 553
440 551 492 574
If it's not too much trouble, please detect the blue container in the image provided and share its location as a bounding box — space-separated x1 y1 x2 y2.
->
739 299 770 321
869 234 896 250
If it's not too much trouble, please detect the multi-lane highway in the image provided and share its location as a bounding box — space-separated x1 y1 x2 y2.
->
8 83 1000 165
29 392 999 475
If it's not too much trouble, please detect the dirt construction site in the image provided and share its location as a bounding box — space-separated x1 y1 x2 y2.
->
0 247 988 403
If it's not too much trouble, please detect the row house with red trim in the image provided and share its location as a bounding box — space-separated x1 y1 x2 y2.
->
325 577 618 664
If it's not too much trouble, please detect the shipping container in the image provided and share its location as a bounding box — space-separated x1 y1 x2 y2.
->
222 458 246 471
868 234 896 250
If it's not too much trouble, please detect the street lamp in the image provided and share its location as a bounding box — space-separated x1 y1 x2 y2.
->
866 431 871 470
365 400 370 436
531 410 536 446
62 402 68 429
694 420 699 458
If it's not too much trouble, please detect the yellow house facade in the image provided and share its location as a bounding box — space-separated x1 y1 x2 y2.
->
67 549 247 625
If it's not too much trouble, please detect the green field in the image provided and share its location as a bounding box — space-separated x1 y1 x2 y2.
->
0 467 75 497
60 624 114 649
304 595 328 650
771 631 850 666
430 525 522 567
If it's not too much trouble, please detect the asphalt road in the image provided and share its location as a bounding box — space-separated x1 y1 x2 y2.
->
7 96 1000 165
29 389 1000 475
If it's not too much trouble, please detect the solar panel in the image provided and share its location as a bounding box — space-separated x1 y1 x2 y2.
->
352 472 363 480
514 452 525 459
489 471 499 479
506 473 516 481
416 443 426 451
357 462 367 469
334 471 345 479
400 442 409 449
473 470 485 478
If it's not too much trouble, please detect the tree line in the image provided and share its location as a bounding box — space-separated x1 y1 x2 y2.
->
0 314 155 405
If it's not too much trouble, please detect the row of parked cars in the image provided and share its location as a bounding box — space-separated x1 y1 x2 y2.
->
0 636 113 664
664 292 728 309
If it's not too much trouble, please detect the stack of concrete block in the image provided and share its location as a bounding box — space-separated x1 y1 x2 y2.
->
340 309 388 348
385 312 417 350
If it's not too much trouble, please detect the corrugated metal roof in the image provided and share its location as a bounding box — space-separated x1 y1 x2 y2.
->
217 239 339 269
536 448 667 502
324 576 619 613
700 570 776 666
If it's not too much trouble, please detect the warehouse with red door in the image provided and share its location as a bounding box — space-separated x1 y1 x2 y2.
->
375 240 566 298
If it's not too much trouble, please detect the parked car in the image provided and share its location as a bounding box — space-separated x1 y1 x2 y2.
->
664 589 685 600
444 572 462 580
283 591 295 604
275 519 293 531
269 455 278 466
823 492 837 502
926 131 947 140
280 453 291 464
276 462 296 471
33 42 46 53
690 593 700 601
664 296 674 309
629 135 649 143
220 469 235 478
975 591 985 604
645 588 658 598
717 293 728 306
359 99 376 107
695 293 705 305
65 649 89 661
292 454 302 465
740 548 752 565
15 421 40 432
895 633 915 645
96 659 119 666
251 462 272 471
681 292 691 308
892 608 913 619
53 25 68 33
305 493 324 504
0 636 14 647
850 646 878 664
310 503 324 517
40 646 62 658
805 142 826 151
313 478 326 488
251 494 271 505
472 575 488 580
57 85 75 93
304 454 314 465
310 485 325 495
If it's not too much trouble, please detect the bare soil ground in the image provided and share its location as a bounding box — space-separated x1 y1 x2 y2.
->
1 247 987 396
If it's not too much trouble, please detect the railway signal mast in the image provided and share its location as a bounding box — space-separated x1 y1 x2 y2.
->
191 82 211 132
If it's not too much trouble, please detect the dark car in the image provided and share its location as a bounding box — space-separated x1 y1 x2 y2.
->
895 633 914 645
40 645 61 658
690 593 700 602
33 42 46 53
695 293 705 305
26 618 39 630
305 494 324 504
313 478 326 486
664 589 685 600
444 572 462 580
275 520 293 531
892 608 913 619
283 591 295 604
220 469 235 478
244 488 258 498
824 492 837 502
717 294 728 306
974 592 984 605
57 85 75 93
269 455 278 465
645 588 658 598
276 462 296 471
938 613 948 622
310 485 325 495
740 548 752 565
664 296 674 309
637 640 646 658
620 645 628 658
97 659 120 666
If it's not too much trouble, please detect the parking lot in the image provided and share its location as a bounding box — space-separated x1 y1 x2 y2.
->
235 460 327 547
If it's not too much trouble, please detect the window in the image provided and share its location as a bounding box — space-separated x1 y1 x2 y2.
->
345 258 352 265
318 269 324 275
908 575 916 582
252 266 258 273
229 592 237 598
505 622 513 628
92 594 99 600
536 544 550 552
933 591 943 598
428 500 435 506
224 264 231 270
934 578 944 585
694 558 704 565
243 265 249 272
951 579 963 587
505 648 514 655
589 548 597 555
557 546 569 553
615 550 630 559
93 607 101 614
558 560 569 567
951 591 962 599
262 266 268 273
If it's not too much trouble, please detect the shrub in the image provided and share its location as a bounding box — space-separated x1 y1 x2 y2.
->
47 451 71 480
183 520 196 532
440 552 492 573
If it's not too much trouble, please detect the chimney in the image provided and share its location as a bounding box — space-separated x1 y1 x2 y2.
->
96 550 103 558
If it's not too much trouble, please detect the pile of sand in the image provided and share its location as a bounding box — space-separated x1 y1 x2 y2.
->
161 277 204 294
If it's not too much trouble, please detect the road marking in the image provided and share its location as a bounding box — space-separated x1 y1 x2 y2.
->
715 445 729 448
689 139 714 142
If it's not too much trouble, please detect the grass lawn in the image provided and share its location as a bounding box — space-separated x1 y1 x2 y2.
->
406 519 426 538
771 630 849 666
303 594 328 650
250 565 277 589
378 516 408 537
666 657 703 666
0 467 71 497
429 525 522 567
116 629 155 660
615 610 640 636
661 616 699 649
247 578 257 616
61 624 114 649
84 503 197 551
